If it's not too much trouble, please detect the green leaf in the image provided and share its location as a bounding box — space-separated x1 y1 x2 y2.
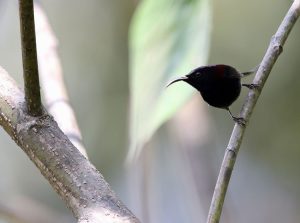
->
128 0 211 161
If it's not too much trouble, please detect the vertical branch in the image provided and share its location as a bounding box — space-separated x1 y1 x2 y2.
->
206 1 300 223
19 0 42 116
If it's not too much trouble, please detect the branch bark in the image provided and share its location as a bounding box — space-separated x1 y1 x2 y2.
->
18 0 42 116
206 1 300 223
0 67 140 223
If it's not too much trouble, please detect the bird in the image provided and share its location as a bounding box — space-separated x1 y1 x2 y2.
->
166 64 259 125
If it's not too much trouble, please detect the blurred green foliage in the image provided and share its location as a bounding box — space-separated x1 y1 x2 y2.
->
128 0 211 160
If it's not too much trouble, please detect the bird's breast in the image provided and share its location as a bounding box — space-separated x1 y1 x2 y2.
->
199 77 241 108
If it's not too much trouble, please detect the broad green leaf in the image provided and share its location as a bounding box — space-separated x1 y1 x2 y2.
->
128 0 211 161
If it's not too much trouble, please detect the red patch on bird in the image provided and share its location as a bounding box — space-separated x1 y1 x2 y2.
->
215 65 225 78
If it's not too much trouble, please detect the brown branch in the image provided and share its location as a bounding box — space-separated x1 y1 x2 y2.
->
0 67 140 223
206 1 300 223
18 0 42 116
34 3 88 158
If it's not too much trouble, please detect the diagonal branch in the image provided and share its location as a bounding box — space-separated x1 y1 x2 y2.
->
0 67 140 223
206 1 300 223
18 0 42 116
34 3 88 158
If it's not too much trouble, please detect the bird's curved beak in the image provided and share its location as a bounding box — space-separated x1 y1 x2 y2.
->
166 76 188 88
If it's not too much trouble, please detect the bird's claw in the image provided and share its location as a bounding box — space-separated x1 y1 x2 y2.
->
242 83 260 90
232 117 246 126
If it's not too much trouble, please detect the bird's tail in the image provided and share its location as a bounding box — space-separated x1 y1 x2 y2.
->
241 64 260 77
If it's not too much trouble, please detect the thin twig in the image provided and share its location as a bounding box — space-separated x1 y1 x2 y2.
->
34 3 88 158
18 0 42 116
206 1 300 223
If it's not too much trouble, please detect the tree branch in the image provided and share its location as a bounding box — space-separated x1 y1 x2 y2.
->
206 1 300 223
0 67 140 223
34 3 88 158
18 0 42 116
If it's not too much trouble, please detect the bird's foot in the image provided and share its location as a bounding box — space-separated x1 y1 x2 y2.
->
232 116 247 126
226 108 246 126
242 83 260 90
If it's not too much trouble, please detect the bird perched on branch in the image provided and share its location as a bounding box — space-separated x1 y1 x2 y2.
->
167 64 259 125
